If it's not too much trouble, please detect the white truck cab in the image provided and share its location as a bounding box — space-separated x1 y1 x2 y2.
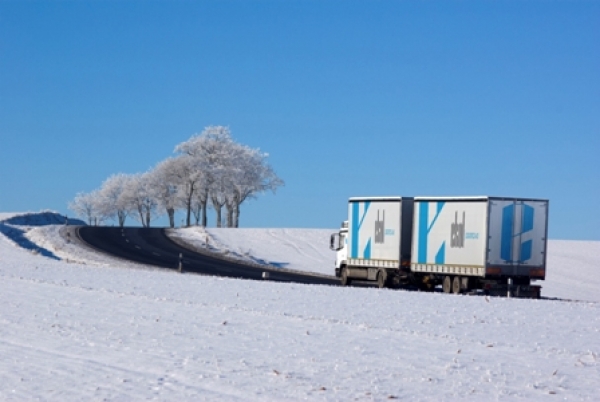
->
329 220 348 278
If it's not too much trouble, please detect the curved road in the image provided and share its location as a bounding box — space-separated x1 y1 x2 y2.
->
77 226 338 286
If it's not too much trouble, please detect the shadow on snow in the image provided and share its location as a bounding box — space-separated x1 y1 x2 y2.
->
0 211 85 260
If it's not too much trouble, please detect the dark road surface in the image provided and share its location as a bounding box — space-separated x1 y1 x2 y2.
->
77 226 338 286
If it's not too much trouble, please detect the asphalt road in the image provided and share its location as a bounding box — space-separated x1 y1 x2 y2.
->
77 226 339 286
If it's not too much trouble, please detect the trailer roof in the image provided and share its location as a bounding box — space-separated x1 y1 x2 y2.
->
348 196 409 202
414 196 489 201
414 196 549 202
347 196 549 202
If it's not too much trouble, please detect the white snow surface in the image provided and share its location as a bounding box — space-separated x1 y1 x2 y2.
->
170 227 335 274
1 213 599 400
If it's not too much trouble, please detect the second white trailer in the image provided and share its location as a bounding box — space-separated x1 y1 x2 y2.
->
411 196 548 295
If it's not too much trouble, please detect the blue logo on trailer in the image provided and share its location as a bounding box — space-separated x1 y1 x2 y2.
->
351 201 371 259
417 201 446 264
501 203 534 263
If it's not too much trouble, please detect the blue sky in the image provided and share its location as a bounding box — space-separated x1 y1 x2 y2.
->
1 1 598 239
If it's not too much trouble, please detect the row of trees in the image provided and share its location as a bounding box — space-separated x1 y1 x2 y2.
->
69 126 284 228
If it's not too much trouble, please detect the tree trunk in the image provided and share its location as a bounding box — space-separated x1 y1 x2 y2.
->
224 200 234 228
192 203 201 226
138 206 145 227
212 195 226 228
201 197 208 228
118 211 126 227
167 208 175 228
234 203 240 228
185 192 193 227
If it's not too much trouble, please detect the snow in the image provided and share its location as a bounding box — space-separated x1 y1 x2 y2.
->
1 212 599 400
170 227 335 274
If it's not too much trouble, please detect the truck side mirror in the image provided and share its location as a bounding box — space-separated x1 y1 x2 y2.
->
330 234 338 251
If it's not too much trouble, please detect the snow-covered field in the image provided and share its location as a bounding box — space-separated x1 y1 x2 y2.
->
1 212 599 400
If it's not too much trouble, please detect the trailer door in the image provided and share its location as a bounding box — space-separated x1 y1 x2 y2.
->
487 199 548 268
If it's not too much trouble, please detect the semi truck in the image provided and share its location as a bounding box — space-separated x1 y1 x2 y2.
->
330 196 549 298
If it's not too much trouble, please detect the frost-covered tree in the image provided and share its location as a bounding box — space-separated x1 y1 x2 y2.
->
210 175 230 228
70 125 283 228
69 190 103 226
208 132 238 227
97 173 132 227
176 125 283 228
148 158 180 228
121 172 159 227
191 181 210 226
226 143 284 227
170 155 205 227
175 126 233 227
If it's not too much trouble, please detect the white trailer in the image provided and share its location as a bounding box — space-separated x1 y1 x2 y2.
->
331 196 549 297
411 196 548 297
330 197 414 288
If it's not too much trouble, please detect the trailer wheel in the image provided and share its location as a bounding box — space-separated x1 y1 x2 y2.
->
452 276 462 294
442 276 452 293
377 269 387 289
341 267 351 287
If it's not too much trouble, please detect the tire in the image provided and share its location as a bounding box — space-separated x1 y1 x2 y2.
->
442 276 452 293
452 276 462 294
341 267 351 286
377 269 387 289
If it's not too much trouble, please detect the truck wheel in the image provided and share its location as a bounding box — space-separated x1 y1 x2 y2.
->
377 269 387 289
341 267 351 286
452 276 462 294
442 276 452 293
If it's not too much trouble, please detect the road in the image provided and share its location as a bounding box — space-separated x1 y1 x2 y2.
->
77 226 338 286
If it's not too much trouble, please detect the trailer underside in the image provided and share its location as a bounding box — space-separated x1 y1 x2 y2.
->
336 265 542 299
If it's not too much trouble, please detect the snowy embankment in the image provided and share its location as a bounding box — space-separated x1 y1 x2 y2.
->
1 212 599 400
169 227 335 273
